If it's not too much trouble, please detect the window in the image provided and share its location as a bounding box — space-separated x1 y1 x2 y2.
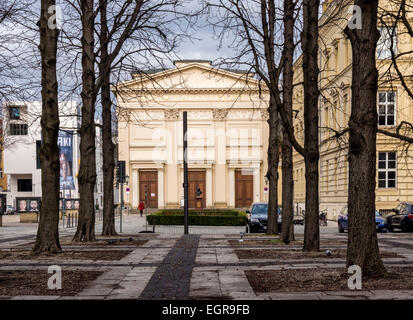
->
378 152 396 188
36 140 41 169
9 123 28 135
378 91 396 126
9 106 21 120
377 27 397 59
17 179 32 192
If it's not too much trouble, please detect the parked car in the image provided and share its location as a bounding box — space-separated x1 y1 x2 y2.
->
338 206 387 233
387 202 413 232
5 205 16 215
246 202 282 233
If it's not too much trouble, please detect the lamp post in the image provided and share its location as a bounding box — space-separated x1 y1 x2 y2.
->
183 111 189 235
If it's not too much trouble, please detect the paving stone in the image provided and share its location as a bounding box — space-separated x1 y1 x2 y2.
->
139 235 200 300
11 295 60 300
324 290 373 297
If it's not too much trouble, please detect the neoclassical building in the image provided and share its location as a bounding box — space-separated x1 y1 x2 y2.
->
114 60 270 209
293 0 413 218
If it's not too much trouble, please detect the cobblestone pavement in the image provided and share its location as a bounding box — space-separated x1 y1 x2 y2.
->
1 215 413 300
139 235 200 300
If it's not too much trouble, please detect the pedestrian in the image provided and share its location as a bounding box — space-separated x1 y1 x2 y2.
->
138 201 145 217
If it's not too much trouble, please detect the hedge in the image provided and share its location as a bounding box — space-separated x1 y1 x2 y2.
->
147 209 247 226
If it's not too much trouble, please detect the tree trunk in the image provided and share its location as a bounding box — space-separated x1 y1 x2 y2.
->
73 0 96 242
302 0 320 252
99 0 117 236
281 0 295 243
266 94 280 235
344 0 385 277
33 0 62 253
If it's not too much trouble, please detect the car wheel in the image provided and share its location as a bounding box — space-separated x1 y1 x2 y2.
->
388 226 394 232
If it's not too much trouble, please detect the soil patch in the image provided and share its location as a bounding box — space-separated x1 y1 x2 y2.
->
0 270 103 296
235 249 398 260
229 239 346 247
246 267 413 293
0 249 132 261
60 238 148 247
18 234 153 248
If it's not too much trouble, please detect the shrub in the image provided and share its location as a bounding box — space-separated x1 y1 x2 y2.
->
147 209 247 226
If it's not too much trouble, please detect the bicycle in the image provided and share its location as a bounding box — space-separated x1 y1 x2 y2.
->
319 210 328 227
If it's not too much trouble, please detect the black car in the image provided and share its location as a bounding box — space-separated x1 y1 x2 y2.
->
387 202 413 232
246 202 281 233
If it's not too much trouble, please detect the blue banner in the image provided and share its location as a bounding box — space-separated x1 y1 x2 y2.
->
58 130 75 190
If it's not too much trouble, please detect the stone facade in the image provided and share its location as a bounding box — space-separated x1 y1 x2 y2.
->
292 0 413 219
114 60 270 209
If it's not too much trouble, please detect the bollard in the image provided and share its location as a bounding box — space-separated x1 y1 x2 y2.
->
0 214 2 227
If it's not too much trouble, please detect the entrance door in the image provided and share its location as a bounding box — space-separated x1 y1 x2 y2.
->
188 171 205 209
139 171 158 208
235 170 253 208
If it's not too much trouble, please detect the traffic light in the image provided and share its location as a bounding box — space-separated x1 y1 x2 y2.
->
116 161 126 183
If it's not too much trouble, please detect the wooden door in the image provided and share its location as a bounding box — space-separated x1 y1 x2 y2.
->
139 171 158 208
235 170 253 208
188 171 205 209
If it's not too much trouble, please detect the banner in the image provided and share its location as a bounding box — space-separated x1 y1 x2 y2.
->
58 130 75 190
59 198 80 210
16 197 41 212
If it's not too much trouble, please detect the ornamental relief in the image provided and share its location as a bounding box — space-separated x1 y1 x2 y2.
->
131 110 163 121
260 109 269 120
187 110 213 120
164 109 180 120
212 108 229 121
227 110 262 120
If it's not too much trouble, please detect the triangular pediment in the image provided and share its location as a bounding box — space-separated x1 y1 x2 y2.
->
115 62 264 92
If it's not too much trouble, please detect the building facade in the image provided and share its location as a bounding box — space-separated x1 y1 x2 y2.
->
1 101 104 210
292 0 413 219
114 60 270 209
0 119 7 192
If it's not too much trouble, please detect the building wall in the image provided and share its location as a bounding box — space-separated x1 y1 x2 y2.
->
292 0 413 220
2 101 104 209
115 61 271 209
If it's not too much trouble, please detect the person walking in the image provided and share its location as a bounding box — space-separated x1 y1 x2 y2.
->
138 201 145 217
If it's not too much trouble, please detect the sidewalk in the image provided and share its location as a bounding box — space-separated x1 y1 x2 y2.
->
1 215 413 300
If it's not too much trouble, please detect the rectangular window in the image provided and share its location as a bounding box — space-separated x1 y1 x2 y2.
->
17 179 32 192
377 27 397 59
9 106 21 120
9 123 28 135
378 152 396 188
378 91 396 126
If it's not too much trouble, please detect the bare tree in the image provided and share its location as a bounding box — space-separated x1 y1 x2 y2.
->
280 0 294 242
205 0 295 236
300 0 320 251
73 0 97 242
33 0 62 253
344 0 386 277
